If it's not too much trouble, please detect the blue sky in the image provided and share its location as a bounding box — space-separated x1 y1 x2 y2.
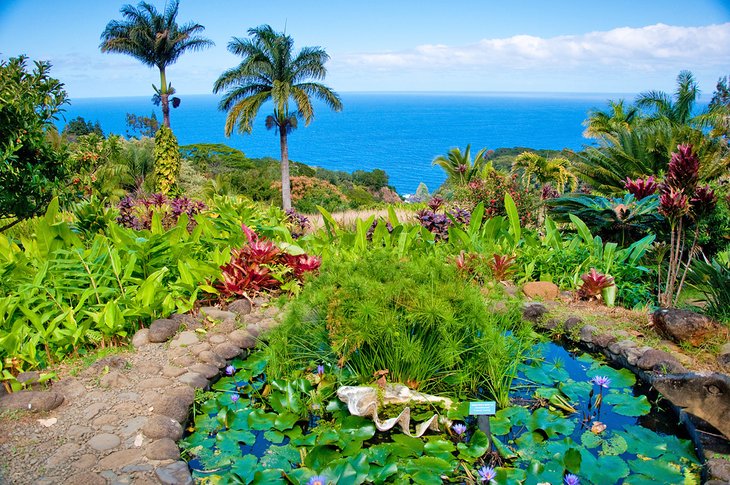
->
1 0 728 98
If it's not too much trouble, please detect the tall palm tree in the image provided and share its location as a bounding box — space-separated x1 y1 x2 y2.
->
511 151 577 194
636 70 700 126
432 145 491 186
583 100 642 139
100 0 213 128
213 25 343 210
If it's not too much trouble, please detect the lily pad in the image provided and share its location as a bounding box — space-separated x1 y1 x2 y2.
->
627 458 685 483
603 392 651 417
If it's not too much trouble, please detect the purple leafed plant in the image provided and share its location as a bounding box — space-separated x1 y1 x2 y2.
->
624 175 658 199
578 268 614 300
116 193 206 232
285 209 310 239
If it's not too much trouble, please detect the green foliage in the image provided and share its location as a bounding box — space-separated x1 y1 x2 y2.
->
125 112 159 138
687 258 730 323
511 151 578 194
432 145 492 186
62 116 103 140
153 126 181 194
264 249 535 402
0 55 68 231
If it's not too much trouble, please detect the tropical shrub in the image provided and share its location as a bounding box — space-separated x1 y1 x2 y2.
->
273 176 348 213
453 172 540 227
264 249 535 403
153 125 181 194
117 193 206 231
577 268 614 300
0 56 68 231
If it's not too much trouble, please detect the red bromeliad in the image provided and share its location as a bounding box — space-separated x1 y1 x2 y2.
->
578 268 614 300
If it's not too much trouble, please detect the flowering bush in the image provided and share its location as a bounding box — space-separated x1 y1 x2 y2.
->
117 193 206 231
272 176 348 213
453 172 540 227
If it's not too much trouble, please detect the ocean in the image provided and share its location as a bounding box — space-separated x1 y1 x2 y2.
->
57 92 627 195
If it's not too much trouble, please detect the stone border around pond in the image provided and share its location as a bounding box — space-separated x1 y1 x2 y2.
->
522 301 730 485
0 297 283 484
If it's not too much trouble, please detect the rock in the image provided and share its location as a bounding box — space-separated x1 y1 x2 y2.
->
200 306 236 322
564 316 583 332
151 387 194 424
208 334 227 345
198 350 226 368
148 318 179 343
73 453 98 469
213 318 237 334
54 378 87 400
228 329 256 349
162 366 187 378
137 377 173 390
145 438 180 461
92 414 118 427
246 313 263 324
46 442 81 467
0 390 64 412
522 302 548 323
537 318 559 331
707 458 730 482
227 298 252 317
609 339 636 356
591 333 617 348
178 372 209 390
170 331 199 348
579 325 598 343
68 425 93 438
245 324 262 338
257 317 278 332
100 370 131 389
16 371 41 386
188 342 211 356
136 362 162 376
718 342 730 369
624 346 651 366
121 463 153 473
652 308 720 346
214 342 242 360
171 354 197 368
88 433 121 451
169 312 198 328
132 329 150 348
522 281 560 300
155 461 193 485
637 349 686 373
63 471 106 485
188 363 219 379
142 414 183 440
97 448 143 470
653 373 730 440
119 416 147 437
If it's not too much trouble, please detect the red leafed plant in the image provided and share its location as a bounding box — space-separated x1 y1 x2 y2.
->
214 224 321 299
624 176 658 199
578 268 614 300
488 254 516 281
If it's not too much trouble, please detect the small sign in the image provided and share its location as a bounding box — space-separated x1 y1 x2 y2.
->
468 401 496 416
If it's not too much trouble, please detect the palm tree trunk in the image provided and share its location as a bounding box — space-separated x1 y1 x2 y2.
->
159 67 171 128
280 129 292 210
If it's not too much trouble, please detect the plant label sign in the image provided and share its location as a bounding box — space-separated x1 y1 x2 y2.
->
468 401 496 416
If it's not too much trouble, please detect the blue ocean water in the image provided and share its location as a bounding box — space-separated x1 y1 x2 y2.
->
57 92 626 194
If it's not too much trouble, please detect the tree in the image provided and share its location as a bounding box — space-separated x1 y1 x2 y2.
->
100 0 213 128
63 116 103 140
636 70 700 126
432 145 491 186
582 100 641 139
511 151 577 194
0 56 68 232
126 112 160 138
213 25 343 210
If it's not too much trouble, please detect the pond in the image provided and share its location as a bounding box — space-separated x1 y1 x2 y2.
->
181 341 701 484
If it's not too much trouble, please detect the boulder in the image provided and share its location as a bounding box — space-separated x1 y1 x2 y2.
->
200 306 236 322
148 318 179 343
522 302 548 323
707 458 730 483
214 342 242 360
228 329 256 349
131 329 149 348
564 316 583 332
653 373 730 440
178 372 209 390
151 387 195 424
0 390 64 412
227 298 252 317
145 438 180 461
636 349 686 373
718 342 730 369
155 461 193 485
142 414 183 441
522 281 560 300
652 308 720 346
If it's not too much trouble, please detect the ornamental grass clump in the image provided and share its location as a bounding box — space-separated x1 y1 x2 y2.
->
264 249 535 403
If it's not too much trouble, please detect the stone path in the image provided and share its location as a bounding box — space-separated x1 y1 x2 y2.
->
0 298 282 485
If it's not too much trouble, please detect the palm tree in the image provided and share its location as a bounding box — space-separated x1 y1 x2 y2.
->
213 25 343 210
100 1 213 128
432 145 491 186
511 151 577 194
583 100 642 139
636 70 700 126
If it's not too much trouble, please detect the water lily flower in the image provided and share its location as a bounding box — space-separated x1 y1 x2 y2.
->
591 376 611 388
231 394 239 403
452 423 467 436
317 365 325 376
478 465 497 482
564 473 580 485
307 475 328 485
225 365 235 376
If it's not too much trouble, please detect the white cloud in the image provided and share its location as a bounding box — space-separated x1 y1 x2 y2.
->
337 23 730 73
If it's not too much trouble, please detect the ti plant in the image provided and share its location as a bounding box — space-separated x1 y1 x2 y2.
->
488 253 517 281
578 268 614 301
657 144 717 308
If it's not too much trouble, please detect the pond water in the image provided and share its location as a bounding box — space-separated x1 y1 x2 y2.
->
182 340 701 484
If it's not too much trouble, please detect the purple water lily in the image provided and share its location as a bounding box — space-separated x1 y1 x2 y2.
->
307 475 327 485
316 365 325 377
452 423 467 436
225 364 235 376
591 376 611 388
231 393 239 403
478 465 497 482
564 473 580 485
